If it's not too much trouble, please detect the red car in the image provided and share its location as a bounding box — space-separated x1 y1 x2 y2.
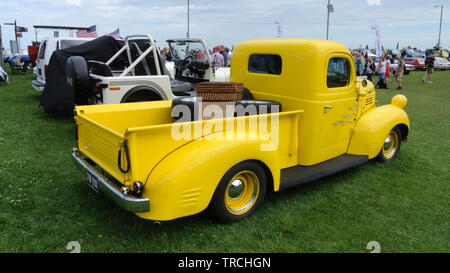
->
404 57 426 70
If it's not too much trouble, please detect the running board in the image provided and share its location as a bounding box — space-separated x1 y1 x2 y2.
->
279 154 369 191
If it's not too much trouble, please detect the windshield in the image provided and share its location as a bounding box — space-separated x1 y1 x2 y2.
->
168 41 209 62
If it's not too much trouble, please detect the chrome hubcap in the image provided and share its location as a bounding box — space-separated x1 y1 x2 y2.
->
228 179 244 199
384 137 392 151
382 131 398 159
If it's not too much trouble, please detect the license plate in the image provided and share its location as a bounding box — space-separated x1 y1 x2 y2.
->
86 171 99 193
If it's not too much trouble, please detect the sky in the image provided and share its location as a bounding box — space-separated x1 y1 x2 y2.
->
0 0 448 53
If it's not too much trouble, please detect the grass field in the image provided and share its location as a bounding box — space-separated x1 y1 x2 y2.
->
0 68 448 253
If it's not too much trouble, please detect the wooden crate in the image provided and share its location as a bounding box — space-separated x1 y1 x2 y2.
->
196 82 244 101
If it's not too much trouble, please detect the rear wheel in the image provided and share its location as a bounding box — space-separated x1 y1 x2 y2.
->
376 127 402 163
210 161 267 223
123 92 163 103
121 87 164 103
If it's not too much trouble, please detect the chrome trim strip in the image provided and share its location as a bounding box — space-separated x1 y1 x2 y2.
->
72 148 150 213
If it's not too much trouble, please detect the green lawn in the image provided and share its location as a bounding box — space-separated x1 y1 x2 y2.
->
0 68 448 253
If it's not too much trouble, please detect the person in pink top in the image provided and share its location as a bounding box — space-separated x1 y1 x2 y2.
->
196 50 207 61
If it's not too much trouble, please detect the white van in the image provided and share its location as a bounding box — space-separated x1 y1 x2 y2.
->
32 37 94 91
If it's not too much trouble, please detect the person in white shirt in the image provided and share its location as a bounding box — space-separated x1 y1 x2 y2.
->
375 56 387 89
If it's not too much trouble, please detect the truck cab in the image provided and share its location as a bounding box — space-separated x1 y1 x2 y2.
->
72 38 410 223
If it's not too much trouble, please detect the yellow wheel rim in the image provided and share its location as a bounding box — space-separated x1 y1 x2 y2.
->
382 131 399 160
224 170 260 215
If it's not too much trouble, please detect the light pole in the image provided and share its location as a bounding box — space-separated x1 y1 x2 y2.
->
326 0 334 40
434 5 443 48
187 0 190 39
4 20 19 54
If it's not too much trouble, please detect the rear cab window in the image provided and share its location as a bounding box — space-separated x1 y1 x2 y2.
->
327 57 350 88
248 54 282 75
60 40 89 49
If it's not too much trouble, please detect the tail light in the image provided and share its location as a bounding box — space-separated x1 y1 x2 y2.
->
92 82 101 94
74 110 79 143
44 65 49 77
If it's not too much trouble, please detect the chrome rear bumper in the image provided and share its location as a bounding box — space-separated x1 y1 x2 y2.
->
32 79 44 92
72 148 150 213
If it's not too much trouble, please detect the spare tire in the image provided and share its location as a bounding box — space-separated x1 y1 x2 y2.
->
66 56 90 105
171 96 199 122
171 97 282 122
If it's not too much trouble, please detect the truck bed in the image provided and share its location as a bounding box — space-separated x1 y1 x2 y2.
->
75 101 304 186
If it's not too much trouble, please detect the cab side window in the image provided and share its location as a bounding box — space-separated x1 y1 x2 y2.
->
248 54 282 75
327 57 350 88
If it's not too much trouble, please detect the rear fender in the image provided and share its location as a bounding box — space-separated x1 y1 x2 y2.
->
348 104 410 159
136 136 280 221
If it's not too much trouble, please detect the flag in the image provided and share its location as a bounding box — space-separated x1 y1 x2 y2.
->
104 28 123 40
370 22 382 57
76 25 97 38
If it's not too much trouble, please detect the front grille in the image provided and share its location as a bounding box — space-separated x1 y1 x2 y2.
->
365 97 374 106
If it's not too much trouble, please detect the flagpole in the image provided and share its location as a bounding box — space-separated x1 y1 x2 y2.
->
434 5 443 48
326 0 330 40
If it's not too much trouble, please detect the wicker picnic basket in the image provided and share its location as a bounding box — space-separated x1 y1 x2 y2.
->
196 82 244 101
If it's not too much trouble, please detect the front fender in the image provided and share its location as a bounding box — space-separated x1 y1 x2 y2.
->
348 104 410 159
136 137 280 221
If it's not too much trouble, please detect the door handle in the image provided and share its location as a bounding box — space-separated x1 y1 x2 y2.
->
324 106 333 113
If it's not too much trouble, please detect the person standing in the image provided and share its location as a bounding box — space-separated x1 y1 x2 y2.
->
385 55 391 88
422 55 435 84
219 46 228 67
161 47 172 62
211 46 225 68
394 56 404 90
375 56 387 89
365 57 376 82
225 47 232 66
359 53 366 76
354 52 363 76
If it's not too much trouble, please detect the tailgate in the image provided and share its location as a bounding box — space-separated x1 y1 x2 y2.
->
76 113 128 183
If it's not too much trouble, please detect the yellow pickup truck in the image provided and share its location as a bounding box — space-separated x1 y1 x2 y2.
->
72 38 410 223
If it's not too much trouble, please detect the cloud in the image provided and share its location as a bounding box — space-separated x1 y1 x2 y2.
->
66 0 81 6
0 0 448 51
367 0 381 6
